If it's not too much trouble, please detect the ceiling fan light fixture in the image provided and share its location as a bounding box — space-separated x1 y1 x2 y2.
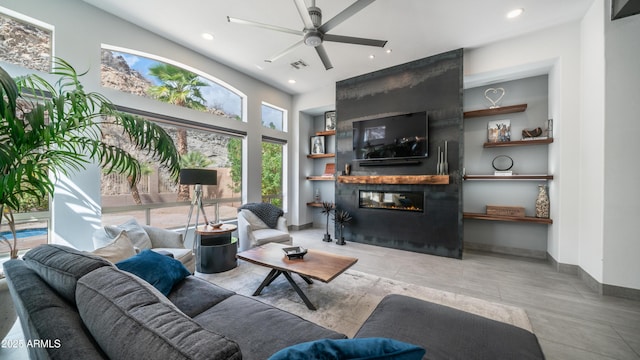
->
304 30 323 47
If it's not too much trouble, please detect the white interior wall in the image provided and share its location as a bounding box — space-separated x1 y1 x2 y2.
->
603 1 640 290
579 0 606 284
3 0 293 248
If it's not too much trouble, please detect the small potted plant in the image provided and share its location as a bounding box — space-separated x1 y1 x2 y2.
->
333 209 352 246
321 201 334 242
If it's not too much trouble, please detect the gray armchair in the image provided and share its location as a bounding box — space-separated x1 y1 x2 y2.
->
237 209 291 252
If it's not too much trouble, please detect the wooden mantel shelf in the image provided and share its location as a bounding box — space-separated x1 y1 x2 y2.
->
464 212 553 224
463 104 528 118
337 175 449 185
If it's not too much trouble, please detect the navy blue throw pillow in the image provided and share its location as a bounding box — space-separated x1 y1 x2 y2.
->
115 249 190 296
268 337 425 360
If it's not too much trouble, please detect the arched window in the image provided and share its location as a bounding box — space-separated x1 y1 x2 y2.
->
100 46 244 121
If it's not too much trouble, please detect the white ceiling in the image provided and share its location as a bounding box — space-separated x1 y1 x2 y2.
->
82 0 593 95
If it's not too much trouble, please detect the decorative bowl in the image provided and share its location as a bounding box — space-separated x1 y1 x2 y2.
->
282 246 307 260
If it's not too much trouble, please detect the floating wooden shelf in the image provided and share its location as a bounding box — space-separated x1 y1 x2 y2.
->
337 175 449 185
464 212 553 224
306 202 324 208
464 175 553 181
307 153 335 159
306 176 335 181
463 104 528 118
315 130 336 136
483 138 553 148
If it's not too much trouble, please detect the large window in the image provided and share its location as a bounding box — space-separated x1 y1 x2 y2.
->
100 47 243 121
100 114 243 229
261 102 286 131
0 7 53 72
261 139 285 209
0 8 53 261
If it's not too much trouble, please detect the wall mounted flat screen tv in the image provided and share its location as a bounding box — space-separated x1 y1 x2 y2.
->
352 111 428 163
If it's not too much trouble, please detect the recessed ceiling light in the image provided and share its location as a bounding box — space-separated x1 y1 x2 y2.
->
385 49 392 54
288 79 296 84
369 54 375 59
201 32 214 40
255 64 264 70
506 8 524 19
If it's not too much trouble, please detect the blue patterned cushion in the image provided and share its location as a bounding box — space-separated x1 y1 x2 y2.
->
115 249 190 296
268 337 425 360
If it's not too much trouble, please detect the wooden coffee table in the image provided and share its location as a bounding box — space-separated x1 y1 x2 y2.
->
236 242 358 310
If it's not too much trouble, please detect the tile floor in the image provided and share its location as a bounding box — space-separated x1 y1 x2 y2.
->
292 228 640 360
2 227 638 360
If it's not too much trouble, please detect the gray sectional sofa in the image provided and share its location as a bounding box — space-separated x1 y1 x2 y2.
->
3 244 545 359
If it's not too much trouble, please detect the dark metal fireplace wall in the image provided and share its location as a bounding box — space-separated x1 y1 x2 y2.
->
359 190 424 212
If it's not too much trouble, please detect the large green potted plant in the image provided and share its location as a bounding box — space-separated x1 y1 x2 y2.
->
0 58 181 259
0 58 181 339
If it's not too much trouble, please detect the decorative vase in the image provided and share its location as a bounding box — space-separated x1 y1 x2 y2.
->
0 277 17 340
535 185 550 218
314 188 321 202
344 163 351 176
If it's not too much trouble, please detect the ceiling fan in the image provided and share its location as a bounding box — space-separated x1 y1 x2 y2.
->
227 0 387 70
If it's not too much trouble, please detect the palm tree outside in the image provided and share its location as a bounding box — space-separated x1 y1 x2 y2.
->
147 64 208 201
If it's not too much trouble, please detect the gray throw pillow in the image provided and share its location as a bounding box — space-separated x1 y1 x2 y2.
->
76 266 242 360
23 244 112 305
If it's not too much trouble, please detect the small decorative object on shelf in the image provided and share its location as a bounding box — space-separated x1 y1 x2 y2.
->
333 209 352 246
325 111 336 131
487 119 511 142
535 184 550 218
484 87 505 109
310 135 325 155
344 163 351 176
546 118 553 138
522 127 543 139
321 201 334 242
436 141 449 175
314 188 321 202
283 246 307 260
492 155 514 175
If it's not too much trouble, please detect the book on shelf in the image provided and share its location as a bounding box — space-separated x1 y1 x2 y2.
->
522 136 549 141
323 163 336 176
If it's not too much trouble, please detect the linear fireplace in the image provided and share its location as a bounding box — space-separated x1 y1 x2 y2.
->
359 190 424 212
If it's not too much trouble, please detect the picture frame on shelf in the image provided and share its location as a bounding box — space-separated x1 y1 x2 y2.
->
324 111 336 131
310 135 325 155
487 119 511 142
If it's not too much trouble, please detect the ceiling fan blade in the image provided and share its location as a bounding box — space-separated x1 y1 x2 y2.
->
315 44 333 70
293 0 315 29
265 40 304 63
324 34 387 47
227 16 303 36
318 0 376 33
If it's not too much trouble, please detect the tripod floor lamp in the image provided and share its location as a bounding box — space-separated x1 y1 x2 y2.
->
180 168 218 253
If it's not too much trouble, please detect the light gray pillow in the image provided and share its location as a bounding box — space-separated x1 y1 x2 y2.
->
102 218 152 250
76 266 241 360
91 230 136 263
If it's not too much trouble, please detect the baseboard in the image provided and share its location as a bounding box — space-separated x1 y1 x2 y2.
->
289 222 313 231
547 252 640 301
464 241 547 260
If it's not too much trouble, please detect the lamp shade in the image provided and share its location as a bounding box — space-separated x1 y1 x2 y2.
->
179 169 218 185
